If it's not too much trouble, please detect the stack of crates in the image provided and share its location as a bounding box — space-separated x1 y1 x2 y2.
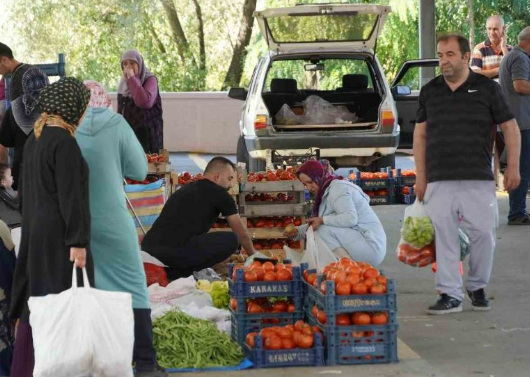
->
229 263 328 367
395 169 416 204
301 264 398 365
350 169 395 205
228 262 304 346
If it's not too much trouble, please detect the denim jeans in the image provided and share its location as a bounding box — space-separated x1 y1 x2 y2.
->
508 129 530 220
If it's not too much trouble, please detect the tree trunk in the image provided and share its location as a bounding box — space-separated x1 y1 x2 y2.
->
222 0 258 90
191 0 206 73
467 0 475 50
160 0 197 67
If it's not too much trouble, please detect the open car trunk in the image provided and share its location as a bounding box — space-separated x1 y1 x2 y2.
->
263 88 382 132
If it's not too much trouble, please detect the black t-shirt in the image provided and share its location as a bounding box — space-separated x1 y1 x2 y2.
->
0 107 29 190
417 70 514 182
141 179 238 250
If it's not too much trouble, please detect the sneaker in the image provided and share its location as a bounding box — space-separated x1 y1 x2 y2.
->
507 214 530 225
426 293 463 315
466 288 491 311
135 365 168 377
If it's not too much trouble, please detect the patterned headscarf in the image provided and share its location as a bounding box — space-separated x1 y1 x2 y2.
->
84 80 112 108
34 77 90 139
117 49 155 97
10 66 50 134
297 160 343 217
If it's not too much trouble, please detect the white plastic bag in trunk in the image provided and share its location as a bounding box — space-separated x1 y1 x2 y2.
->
29 267 134 377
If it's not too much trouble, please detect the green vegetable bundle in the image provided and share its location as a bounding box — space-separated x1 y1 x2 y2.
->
210 282 229 309
401 216 434 248
153 310 244 369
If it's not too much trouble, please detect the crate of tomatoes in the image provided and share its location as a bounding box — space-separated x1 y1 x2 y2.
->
364 189 395 206
229 297 303 345
301 259 397 314
394 169 416 187
395 186 416 205
308 310 398 365
244 321 325 367
348 170 395 190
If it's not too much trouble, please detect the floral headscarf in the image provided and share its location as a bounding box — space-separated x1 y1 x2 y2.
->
296 160 343 217
84 80 112 108
34 77 90 139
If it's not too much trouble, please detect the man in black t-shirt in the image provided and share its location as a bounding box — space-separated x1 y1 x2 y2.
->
142 157 256 279
414 34 521 315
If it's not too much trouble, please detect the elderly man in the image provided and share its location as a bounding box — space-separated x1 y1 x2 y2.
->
499 27 530 225
414 34 521 315
471 15 512 79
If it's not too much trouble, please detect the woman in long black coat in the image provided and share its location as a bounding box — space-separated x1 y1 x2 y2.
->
9 77 92 377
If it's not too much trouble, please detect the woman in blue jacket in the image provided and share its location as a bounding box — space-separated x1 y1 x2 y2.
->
286 160 386 266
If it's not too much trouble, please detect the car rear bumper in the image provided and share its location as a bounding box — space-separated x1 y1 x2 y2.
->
245 131 399 153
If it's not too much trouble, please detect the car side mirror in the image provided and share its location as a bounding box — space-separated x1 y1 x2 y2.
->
393 85 412 96
228 87 248 101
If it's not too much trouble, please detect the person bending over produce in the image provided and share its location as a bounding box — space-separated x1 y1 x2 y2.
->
284 160 386 266
142 157 256 279
77 81 167 377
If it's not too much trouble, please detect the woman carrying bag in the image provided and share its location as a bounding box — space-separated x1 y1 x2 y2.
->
9 77 93 377
285 160 387 266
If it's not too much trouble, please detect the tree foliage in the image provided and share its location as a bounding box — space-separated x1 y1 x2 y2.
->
0 0 528 91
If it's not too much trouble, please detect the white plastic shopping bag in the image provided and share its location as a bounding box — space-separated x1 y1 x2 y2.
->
286 227 337 272
29 267 134 377
396 199 436 267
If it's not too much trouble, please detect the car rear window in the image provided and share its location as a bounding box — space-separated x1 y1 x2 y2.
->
263 58 374 92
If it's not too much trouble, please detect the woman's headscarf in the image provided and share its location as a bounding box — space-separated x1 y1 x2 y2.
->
33 77 90 139
10 66 49 135
84 80 112 108
117 49 155 97
297 160 343 217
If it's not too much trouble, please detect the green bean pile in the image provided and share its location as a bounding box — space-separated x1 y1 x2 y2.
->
153 310 244 369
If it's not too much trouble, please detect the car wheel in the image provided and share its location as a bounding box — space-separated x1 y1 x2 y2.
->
237 135 266 172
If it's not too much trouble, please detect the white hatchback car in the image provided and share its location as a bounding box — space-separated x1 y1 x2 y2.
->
229 3 406 171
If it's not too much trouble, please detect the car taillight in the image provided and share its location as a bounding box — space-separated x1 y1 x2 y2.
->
381 110 395 133
254 114 268 130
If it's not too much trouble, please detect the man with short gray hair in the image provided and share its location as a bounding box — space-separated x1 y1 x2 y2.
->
499 26 530 225
471 15 512 79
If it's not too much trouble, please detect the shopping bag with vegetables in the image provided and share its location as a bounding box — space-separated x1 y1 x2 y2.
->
396 200 436 267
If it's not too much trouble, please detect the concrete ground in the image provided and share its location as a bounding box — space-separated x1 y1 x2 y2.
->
168 152 530 377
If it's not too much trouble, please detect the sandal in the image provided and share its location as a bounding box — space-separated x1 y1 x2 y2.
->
508 214 530 225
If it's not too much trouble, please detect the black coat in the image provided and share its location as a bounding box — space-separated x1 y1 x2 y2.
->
10 127 94 321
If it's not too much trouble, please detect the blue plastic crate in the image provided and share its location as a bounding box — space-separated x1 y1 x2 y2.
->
228 264 302 298
300 268 397 317
369 194 395 206
395 169 416 187
230 294 304 314
245 334 325 368
308 318 398 365
231 310 304 345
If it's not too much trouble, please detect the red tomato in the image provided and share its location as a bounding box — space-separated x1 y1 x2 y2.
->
294 320 305 332
282 338 296 349
278 327 293 340
311 305 318 318
317 311 327 324
352 283 368 295
336 314 351 326
265 335 282 350
276 269 293 281
352 312 371 326
250 266 265 281
230 298 237 311
245 332 258 348
287 303 296 313
370 283 387 294
298 334 314 349
371 312 388 325
302 324 313 336
262 262 275 272
263 271 276 281
244 270 257 282
336 282 351 295
272 301 288 313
